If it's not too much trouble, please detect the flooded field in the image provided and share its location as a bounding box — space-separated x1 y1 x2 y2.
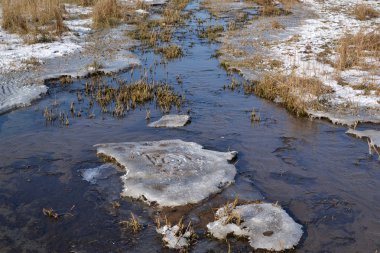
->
1 0 380 252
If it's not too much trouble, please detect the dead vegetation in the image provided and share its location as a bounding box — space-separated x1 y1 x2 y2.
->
119 213 143 233
352 4 379 21
1 0 66 41
92 0 123 28
199 25 224 41
335 29 380 71
156 45 183 59
253 72 333 116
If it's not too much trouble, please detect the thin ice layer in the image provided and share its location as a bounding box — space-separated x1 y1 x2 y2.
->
207 203 303 251
346 129 380 149
95 139 237 207
148 115 191 128
0 83 47 114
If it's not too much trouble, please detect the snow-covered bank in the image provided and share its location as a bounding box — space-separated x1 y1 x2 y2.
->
270 0 380 123
217 0 379 125
0 3 140 114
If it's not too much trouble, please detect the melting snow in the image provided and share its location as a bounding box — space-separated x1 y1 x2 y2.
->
95 139 237 207
270 0 380 119
207 203 303 251
156 225 192 249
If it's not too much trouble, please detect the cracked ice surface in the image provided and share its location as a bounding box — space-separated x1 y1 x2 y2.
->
95 139 237 207
207 203 303 251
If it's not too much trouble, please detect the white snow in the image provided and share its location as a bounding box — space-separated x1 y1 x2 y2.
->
207 203 303 251
0 4 93 113
270 0 380 114
156 225 192 249
0 5 92 73
148 115 191 128
95 139 237 207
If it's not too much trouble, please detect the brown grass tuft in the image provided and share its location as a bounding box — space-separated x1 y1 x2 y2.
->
335 29 380 71
1 0 66 38
92 0 123 28
352 4 379 21
253 72 333 116
156 45 183 59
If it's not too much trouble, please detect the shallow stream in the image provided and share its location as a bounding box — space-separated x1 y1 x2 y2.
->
1 1 380 252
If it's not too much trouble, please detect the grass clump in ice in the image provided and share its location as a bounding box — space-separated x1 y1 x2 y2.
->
199 25 224 42
119 213 143 233
155 45 183 59
253 72 333 117
156 216 197 250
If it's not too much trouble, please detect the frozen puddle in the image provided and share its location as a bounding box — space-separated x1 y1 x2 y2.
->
95 139 237 207
207 203 303 251
148 115 191 128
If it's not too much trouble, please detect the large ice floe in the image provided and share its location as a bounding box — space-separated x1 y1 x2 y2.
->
148 115 191 128
207 203 303 251
95 140 237 207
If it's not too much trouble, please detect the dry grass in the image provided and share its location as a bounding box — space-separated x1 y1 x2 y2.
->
253 72 333 116
119 213 143 233
247 0 292 16
156 45 183 59
271 20 284 29
92 0 123 28
352 4 379 21
199 25 224 41
335 29 380 71
1 0 66 38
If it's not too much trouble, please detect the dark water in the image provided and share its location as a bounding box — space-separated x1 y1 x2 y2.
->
1 1 380 252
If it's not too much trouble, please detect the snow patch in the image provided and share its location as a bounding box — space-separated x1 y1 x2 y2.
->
207 203 303 251
156 225 192 249
95 139 237 207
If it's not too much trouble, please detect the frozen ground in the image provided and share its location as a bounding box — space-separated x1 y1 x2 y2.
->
0 2 139 114
270 0 380 124
95 140 237 207
207 203 303 251
217 0 380 126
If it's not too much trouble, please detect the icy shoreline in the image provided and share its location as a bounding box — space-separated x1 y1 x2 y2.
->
0 3 140 114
